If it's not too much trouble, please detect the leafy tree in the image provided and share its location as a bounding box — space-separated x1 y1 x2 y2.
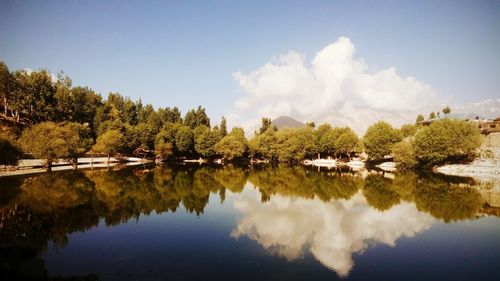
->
413 119 482 166
220 116 228 137
274 127 315 162
391 140 417 169
155 142 173 162
195 128 221 158
399 124 417 138
363 121 402 161
92 129 125 163
334 127 359 159
61 122 94 168
442 106 451 114
249 127 277 160
19 122 80 170
0 131 22 166
214 127 248 160
415 114 424 124
259 117 272 134
429 112 436 119
10 70 58 122
184 106 210 129
175 125 194 154
0 61 12 116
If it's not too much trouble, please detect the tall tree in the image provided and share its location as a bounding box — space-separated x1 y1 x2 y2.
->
220 116 228 137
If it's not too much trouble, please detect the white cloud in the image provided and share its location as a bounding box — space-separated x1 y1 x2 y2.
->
231 189 435 277
232 37 435 134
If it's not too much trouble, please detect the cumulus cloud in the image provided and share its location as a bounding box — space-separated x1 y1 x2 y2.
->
231 189 435 277
232 37 435 134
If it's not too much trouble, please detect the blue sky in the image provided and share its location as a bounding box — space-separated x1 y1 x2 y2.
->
1 0 499 124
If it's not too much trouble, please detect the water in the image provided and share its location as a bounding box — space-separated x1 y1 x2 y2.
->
0 165 498 281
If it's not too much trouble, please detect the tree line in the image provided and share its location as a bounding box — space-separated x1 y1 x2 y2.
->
0 61 483 169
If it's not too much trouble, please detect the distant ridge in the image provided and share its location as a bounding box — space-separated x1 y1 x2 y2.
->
271 116 305 129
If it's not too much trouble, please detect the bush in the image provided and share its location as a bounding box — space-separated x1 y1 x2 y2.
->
392 140 417 170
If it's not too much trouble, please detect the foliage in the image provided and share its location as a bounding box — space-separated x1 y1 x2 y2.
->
195 127 222 158
175 125 194 154
415 114 424 124
0 131 23 166
413 119 482 166
442 106 451 114
391 140 418 169
429 112 436 119
363 121 402 161
214 128 247 160
92 129 125 157
399 124 417 138
19 122 83 167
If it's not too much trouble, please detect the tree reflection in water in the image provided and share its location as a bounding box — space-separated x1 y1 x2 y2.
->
0 165 489 279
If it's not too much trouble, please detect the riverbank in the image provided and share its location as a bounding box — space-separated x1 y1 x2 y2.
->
0 156 152 177
436 133 500 181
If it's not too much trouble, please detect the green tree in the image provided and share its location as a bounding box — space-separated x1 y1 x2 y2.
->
429 112 436 119
0 61 12 116
334 127 359 159
413 119 482 166
19 122 80 170
195 128 221 158
214 127 248 160
220 116 228 137
92 129 125 163
363 121 402 161
415 114 424 124
175 125 194 154
399 124 417 138
155 142 173 162
62 122 94 169
259 117 272 134
442 106 451 115
391 140 417 169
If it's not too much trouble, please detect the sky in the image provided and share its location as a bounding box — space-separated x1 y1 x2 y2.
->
1 0 499 129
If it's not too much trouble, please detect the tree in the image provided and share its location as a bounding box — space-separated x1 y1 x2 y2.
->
195 128 221 158
0 131 22 166
0 61 11 116
155 142 173 162
363 121 402 161
259 117 272 134
334 128 359 159
442 106 451 115
220 116 228 137
184 106 210 129
429 112 436 119
19 122 81 170
61 122 94 169
399 124 417 138
92 129 125 163
214 127 248 161
274 127 315 162
415 114 424 124
391 140 417 169
175 125 194 155
413 119 482 166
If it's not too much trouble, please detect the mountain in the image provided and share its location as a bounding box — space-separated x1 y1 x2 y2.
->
450 99 500 119
271 116 306 129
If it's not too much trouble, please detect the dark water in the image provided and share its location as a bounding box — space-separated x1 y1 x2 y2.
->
0 165 498 281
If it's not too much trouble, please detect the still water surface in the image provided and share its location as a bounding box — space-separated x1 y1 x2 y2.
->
0 165 499 280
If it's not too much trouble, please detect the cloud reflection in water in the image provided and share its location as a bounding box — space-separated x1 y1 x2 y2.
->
231 189 435 277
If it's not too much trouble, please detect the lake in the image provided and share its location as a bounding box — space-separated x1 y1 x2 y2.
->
0 165 498 281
